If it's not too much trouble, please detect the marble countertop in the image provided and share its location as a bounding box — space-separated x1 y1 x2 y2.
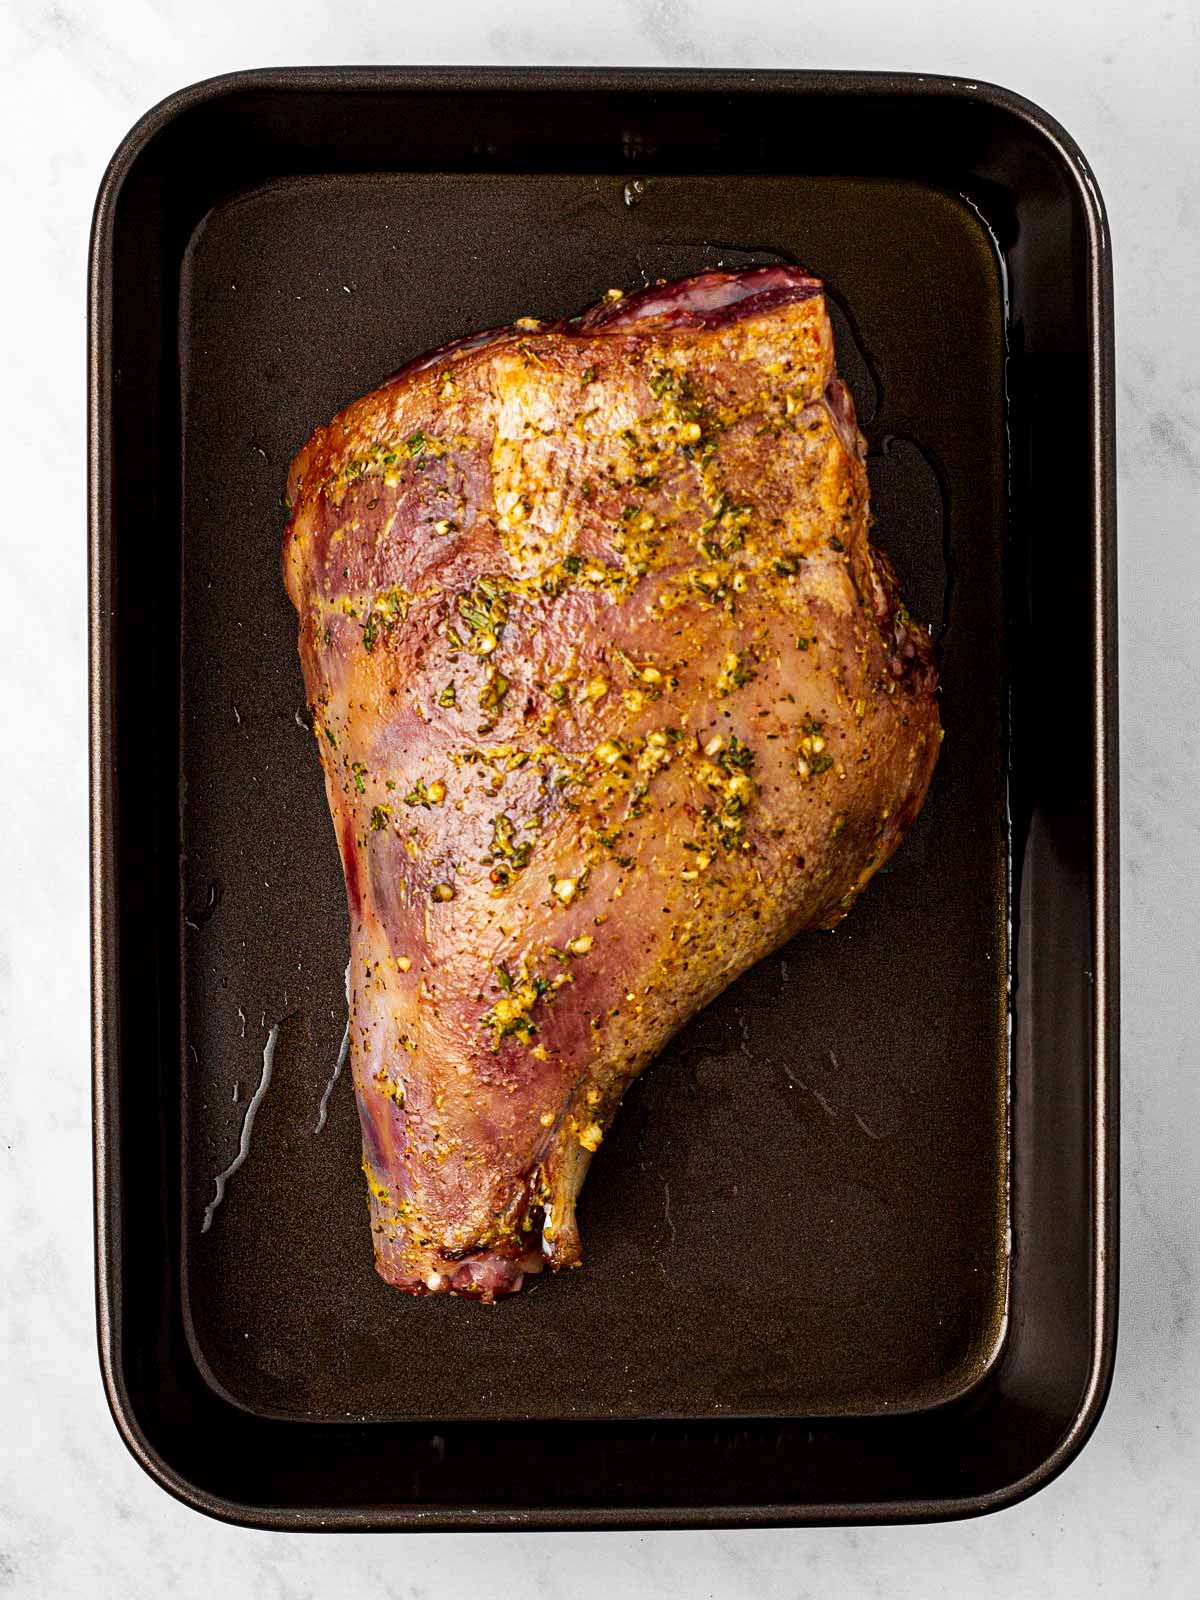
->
2 0 1197 1594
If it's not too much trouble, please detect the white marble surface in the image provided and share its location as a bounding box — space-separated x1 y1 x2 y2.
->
1 0 1197 1593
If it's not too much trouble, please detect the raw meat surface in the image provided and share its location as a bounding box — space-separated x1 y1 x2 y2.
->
282 266 940 1299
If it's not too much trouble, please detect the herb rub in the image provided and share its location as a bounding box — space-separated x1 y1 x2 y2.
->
282 267 940 1299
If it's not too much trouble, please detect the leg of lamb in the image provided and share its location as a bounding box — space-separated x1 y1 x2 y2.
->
282 266 940 1299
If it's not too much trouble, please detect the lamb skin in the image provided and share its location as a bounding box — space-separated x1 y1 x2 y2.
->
282 266 941 1300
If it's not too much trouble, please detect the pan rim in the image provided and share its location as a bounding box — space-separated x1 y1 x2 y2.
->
89 64 1117 1529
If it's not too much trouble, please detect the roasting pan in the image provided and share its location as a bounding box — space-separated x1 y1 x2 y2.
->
89 68 1118 1528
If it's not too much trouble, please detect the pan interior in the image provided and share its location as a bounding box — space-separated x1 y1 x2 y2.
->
179 170 1008 1424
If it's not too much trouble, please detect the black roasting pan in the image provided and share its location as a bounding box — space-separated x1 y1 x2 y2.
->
89 67 1117 1528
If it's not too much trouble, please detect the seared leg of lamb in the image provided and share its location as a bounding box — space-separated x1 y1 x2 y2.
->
282 266 940 1299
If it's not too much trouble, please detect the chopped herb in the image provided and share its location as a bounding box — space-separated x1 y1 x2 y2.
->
699 494 728 535
489 813 533 877
715 649 757 696
581 366 597 386
351 761 368 794
457 579 509 639
717 735 755 774
369 805 391 830
478 960 551 1049
404 430 429 457
437 682 457 708
478 668 509 724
